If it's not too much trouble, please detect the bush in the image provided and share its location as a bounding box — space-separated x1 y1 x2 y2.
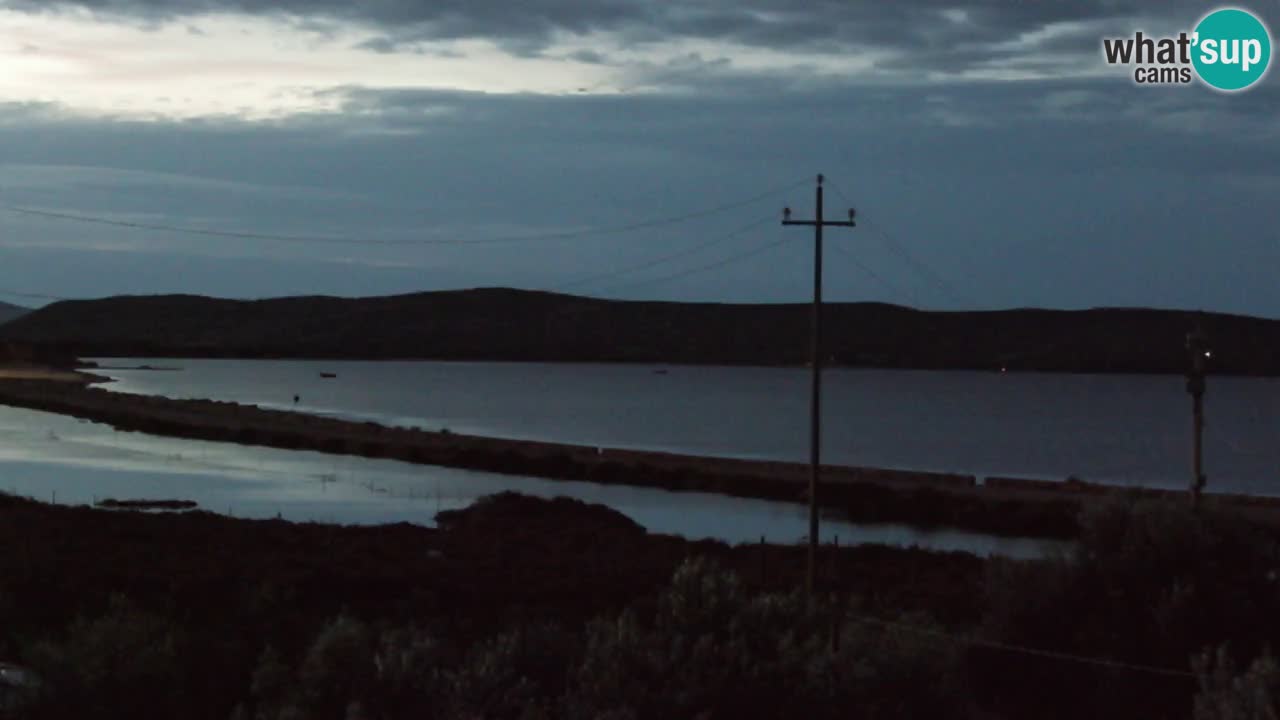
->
1 546 972 719
563 557 959 720
976 495 1280 718
370 624 455 719
446 623 576 720
22 594 186 719
1193 646 1280 720
248 645 291 719
295 615 377 719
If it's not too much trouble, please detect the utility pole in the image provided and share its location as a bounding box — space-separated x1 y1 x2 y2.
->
1185 322 1210 509
782 174 855 595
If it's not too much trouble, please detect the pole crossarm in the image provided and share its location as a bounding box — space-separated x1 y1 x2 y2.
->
782 220 856 228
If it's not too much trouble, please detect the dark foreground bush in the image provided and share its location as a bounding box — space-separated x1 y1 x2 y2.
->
563 557 960 720
12 558 960 720
1192 647 1280 720
21 594 187 719
973 495 1280 719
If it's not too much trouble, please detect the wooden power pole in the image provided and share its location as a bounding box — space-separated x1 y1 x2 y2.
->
782 174 855 594
1185 323 1210 509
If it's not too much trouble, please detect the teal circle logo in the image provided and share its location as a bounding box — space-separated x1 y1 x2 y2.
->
1192 8 1272 91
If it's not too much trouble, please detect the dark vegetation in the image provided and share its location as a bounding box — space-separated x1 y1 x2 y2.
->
0 302 27 327
2 490 1280 718
94 498 198 510
3 287 1278 373
976 498 1280 719
0 342 78 369
0 491 981 719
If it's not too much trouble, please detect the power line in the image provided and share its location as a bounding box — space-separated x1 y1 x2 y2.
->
551 216 774 292
860 216 973 306
851 614 1194 680
1 205 391 246
824 178 975 307
0 288 70 302
591 234 789 295
0 238 794 303
0 219 782 305
0 177 810 248
826 241 918 307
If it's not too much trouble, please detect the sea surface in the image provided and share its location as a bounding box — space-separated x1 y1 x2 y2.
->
96 358 1280 495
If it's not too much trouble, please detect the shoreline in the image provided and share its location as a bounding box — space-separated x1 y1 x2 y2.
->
81 352 1280 378
0 366 112 384
1 372 1277 539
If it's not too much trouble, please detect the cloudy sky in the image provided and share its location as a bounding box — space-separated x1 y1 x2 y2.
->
0 0 1277 314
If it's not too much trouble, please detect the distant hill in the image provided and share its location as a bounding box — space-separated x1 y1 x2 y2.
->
0 300 29 326
2 287 1278 374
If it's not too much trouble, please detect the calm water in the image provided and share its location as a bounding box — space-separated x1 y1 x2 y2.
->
96 358 1280 495
0 404 1053 558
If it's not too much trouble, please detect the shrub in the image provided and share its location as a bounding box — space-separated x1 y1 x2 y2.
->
976 495 1280 718
446 622 576 720
22 594 186 719
295 615 376 719
249 645 292 719
563 557 959 720
370 624 456 719
1193 646 1280 720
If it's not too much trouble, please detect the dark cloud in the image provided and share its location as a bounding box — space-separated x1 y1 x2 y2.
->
352 35 400 54
566 48 606 64
9 0 1250 74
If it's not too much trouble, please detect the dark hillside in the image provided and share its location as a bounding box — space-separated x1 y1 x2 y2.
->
2 288 1275 374
0 299 29 326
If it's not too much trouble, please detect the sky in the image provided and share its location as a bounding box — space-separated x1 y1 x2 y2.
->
0 0 1277 314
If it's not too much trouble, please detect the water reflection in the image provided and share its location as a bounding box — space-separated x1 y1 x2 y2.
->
93 358 1280 494
0 405 1058 559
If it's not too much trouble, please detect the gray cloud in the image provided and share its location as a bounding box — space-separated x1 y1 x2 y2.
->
566 48 606 64
8 0 1248 76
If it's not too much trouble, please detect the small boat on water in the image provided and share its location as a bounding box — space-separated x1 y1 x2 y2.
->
652 369 669 375
319 372 338 379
